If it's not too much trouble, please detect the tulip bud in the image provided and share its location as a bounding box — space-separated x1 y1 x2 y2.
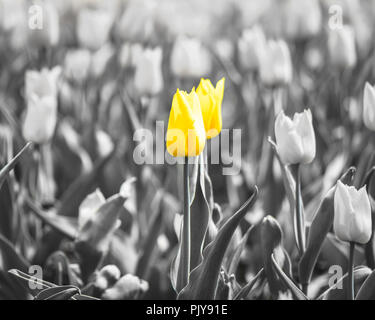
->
25 67 61 101
333 181 372 244
22 94 58 144
166 88 206 157
79 189 106 231
90 44 114 78
64 49 92 83
259 40 292 87
328 26 357 69
363 82 375 131
170 36 212 78
196 78 225 139
237 25 266 71
76 8 113 51
274 109 316 165
134 47 164 96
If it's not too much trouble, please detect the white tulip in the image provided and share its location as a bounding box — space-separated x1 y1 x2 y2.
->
25 66 61 100
328 25 357 69
79 189 106 230
134 47 164 96
76 8 113 51
90 44 114 78
238 25 266 71
333 181 372 244
259 40 292 86
64 49 92 83
275 109 316 165
170 36 212 78
363 82 375 131
22 94 58 144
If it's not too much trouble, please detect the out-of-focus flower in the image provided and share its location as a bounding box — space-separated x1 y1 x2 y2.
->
25 67 61 100
79 189 106 230
170 37 212 78
134 47 164 96
95 265 121 292
101 274 149 300
22 94 58 144
116 0 156 43
166 88 206 157
28 1 60 47
282 0 322 40
259 40 292 86
328 25 357 69
76 8 113 51
23 67 61 144
333 181 372 244
196 78 225 139
363 82 375 131
96 130 114 158
64 49 92 83
90 44 114 78
0 0 26 31
304 46 324 71
214 39 234 61
274 109 316 165
238 25 266 71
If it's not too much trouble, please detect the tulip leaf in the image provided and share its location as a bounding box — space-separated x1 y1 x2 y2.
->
233 268 264 300
135 193 164 280
0 142 33 190
0 234 30 272
177 187 258 300
356 269 375 300
271 254 308 300
319 266 371 300
35 285 80 300
58 150 115 218
299 167 356 286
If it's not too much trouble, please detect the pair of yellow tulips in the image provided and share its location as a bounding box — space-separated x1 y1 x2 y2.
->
166 78 225 157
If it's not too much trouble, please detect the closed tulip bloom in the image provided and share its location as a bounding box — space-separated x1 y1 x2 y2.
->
134 47 164 96
22 94 58 144
363 82 375 131
64 49 92 83
170 36 212 78
333 181 372 244
25 67 61 100
328 26 357 69
238 25 266 71
166 89 206 157
77 8 113 51
259 40 292 87
275 109 316 165
196 78 225 139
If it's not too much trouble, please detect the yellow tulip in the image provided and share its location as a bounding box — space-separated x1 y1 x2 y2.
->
196 78 225 139
166 88 206 157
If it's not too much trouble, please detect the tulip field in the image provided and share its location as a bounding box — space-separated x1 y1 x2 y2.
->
1 0 375 303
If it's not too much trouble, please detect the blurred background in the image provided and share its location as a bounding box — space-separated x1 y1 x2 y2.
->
1 0 375 300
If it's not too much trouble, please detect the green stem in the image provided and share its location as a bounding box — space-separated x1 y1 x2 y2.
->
348 242 355 300
177 157 191 291
295 164 306 256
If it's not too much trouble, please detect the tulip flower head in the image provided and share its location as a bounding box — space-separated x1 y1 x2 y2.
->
363 82 375 131
238 25 266 71
134 47 164 96
196 78 225 139
25 67 61 100
77 8 113 51
328 25 357 69
170 36 212 78
333 181 372 244
259 40 292 87
166 88 206 157
274 109 316 165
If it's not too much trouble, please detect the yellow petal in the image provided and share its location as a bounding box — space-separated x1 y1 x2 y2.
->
166 88 206 157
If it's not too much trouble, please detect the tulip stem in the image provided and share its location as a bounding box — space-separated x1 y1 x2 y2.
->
177 157 191 291
348 242 355 300
294 164 306 256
